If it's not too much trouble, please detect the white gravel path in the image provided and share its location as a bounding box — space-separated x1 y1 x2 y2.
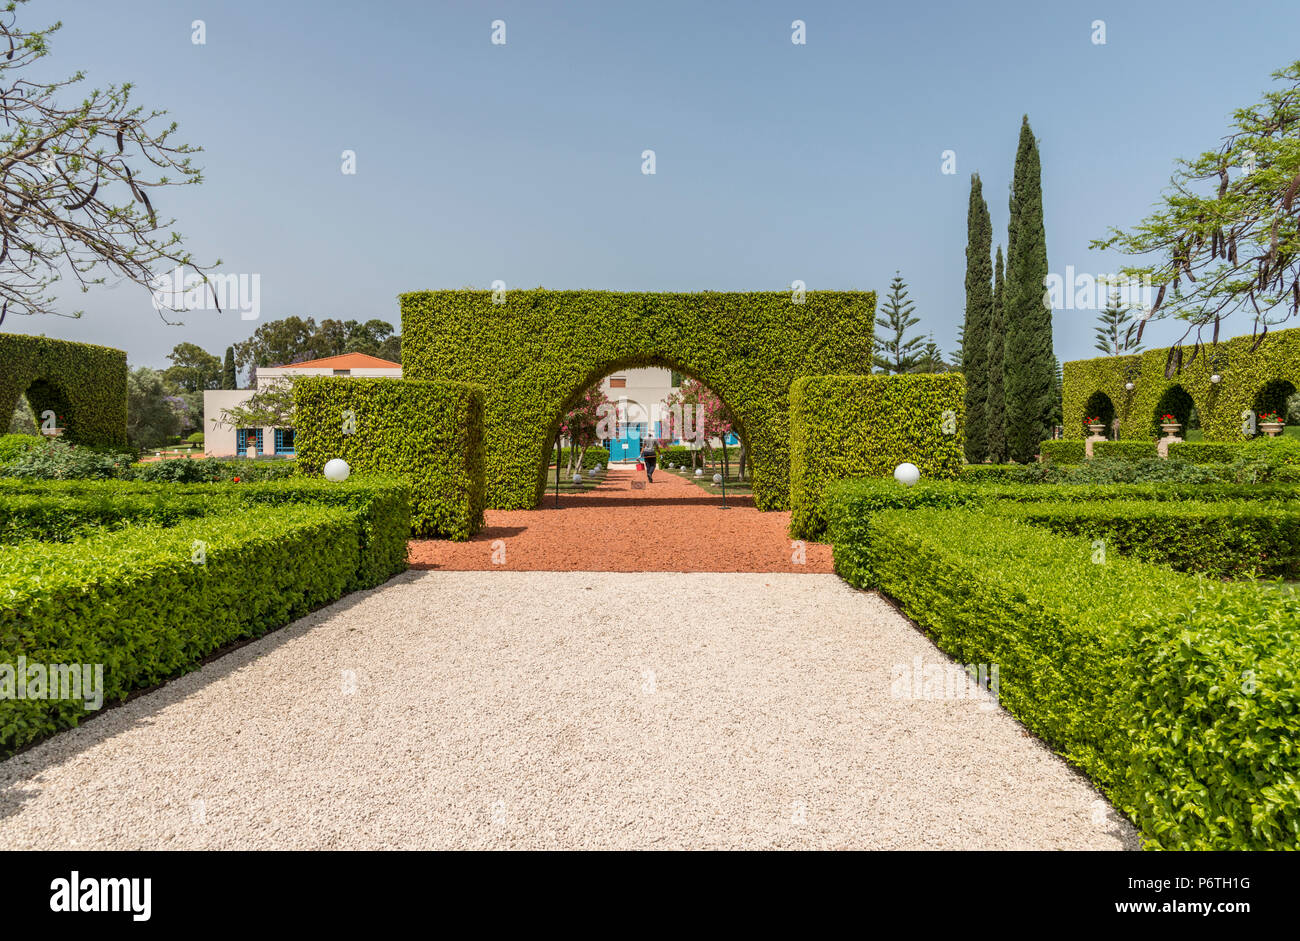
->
0 572 1137 850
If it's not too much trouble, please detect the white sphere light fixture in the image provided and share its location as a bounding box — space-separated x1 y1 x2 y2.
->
893 462 921 487
323 458 351 482
1210 373 1222 384
1125 381 1135 391
694 469 703 477
713 473 723 484
572 472 583 483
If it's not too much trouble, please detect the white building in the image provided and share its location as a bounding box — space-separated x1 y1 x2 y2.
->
597 367 736 461
203 353 401 457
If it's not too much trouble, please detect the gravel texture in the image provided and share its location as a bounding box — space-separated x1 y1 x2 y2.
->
408 467 834 572
0 572 1137 850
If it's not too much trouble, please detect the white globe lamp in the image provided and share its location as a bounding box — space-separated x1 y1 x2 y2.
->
694 468 703 477
572 472 582 483
1124 381 1135 391
1210 374 1222 384
893 462 921 487
713 473 723 484
323 458 350 482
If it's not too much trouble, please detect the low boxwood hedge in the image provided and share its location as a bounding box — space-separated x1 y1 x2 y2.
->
0 504 360 756
992 499 1300 579
1039 440 1085 464
0 491 210 544
839 506 1300 849
958 464 1025 483
1167 441 1246 464
1092 440 1159 462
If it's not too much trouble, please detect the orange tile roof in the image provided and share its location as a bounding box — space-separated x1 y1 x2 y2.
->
273 353 401 370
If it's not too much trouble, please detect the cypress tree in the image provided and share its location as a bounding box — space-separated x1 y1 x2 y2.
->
986 245 1007 463
961 174 993 462
222 346 238 389
1004 116 1054 462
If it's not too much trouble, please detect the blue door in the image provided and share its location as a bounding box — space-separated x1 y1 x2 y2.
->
612 423 645 461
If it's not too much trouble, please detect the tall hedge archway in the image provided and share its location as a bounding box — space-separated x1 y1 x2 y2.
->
0 334 127 447
401 290 875 509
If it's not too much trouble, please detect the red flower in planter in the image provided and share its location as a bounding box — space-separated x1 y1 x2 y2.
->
1259 412 1282 423
1084 416 1102 425
1160 413 1177 423
232 476 241 483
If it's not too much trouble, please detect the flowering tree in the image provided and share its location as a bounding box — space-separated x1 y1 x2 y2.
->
560 383 612 471
664 378 741 475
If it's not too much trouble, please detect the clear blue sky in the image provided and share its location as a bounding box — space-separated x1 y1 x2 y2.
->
9 0 1300 370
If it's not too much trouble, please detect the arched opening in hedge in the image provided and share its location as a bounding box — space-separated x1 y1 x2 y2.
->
1082 391 1116 436
0 334 128 448
400 289 875 510
21 378 73 439
1151 384 1196 437
535 357 751 504
1251 378 1297 435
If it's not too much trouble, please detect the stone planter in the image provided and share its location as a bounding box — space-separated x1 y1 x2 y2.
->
1087 423 1105 435
1160 423 1182 437
1260 421 1285 437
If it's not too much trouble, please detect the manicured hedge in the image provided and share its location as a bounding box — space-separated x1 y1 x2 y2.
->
0 505 362 756
0 334 127 448
994 499 1300 579
959 464 1024 483
839 506 1300 849
0 491 208 544
1039 440 1085 464
401 290 876 510
1167 441 1246 464
0 434 43 463
294 376 485 540
788 373 965 539
1062 326 1300 442
1092 440 1159 462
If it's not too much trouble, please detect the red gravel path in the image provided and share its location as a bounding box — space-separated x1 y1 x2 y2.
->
408 468 833 573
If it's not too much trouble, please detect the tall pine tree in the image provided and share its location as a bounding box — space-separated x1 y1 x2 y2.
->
1004 116 1054 462
986 245 1008 463
222 346 238 389
872 273 924 374
962 174 993 462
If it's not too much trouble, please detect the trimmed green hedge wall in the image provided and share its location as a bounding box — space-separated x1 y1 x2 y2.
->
294 377 485 540
1092 440 1159 462
836 505 1300 849
400 290 875 510
788 373 964 539
1039 440 1085 464
1062 326 1300 443
1167 441 1245 464
0 334 127 447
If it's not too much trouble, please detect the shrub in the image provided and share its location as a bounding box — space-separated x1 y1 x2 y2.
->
557 445 609 468
0 491 209 544
1167 441 1246 464
0 433 43 463
294 377 485 539
958 464 1024 483
993 499 1300 578
0 333 128 448
840 506 1300 849
401 289 876 510
0 505 361 756
788 373 965 539
1092 440 1159 462
1039 440 1085 464
187 432 205 446
0 438 135 480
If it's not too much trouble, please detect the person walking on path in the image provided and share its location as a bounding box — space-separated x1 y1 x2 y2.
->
640 434 660 482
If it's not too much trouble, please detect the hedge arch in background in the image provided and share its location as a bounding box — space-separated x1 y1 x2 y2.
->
401 290 876 510
1062 326 1300 442
0 334 127 447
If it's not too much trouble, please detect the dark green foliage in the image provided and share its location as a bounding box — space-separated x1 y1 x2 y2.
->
873 274 924 374
1004 116 1055 463
962 176 993 462
0 492 208 544
832 504 1300 849
0 334 127 447
0 438 135 479
222 346 237 389
987 246 1008 463
401 290 875 510
1092 441 1159 462
294 376 485 539
788 374 965 538
1039 440 1085 464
